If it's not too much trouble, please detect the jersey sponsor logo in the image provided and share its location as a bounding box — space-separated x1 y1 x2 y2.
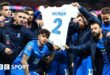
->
27 46 32 51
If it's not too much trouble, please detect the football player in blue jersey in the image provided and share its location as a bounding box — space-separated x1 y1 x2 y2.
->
10 29 58 75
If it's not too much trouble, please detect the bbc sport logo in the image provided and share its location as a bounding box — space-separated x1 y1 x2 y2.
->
0 64 29 70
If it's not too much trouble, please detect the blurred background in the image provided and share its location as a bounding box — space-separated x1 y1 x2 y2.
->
0 0 109 10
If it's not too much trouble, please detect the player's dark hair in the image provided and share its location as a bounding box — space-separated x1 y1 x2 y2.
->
101 7 110 14
38 29 50 38
15 10 29 15
0 2 11 10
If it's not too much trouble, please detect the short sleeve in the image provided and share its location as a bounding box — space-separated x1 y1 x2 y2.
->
23 41 34 57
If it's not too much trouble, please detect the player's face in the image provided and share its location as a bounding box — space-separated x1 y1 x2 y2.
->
38 33 48 45
91 23 102 38
1 6 12 17
14 12 29 25
22 14 29 27
101 14 110 25
77 16 85 29
27 11 34 21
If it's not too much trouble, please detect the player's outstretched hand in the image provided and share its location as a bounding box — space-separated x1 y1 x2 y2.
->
63 45 69 49
52 44 60 51
36 19 44 27
71 2 81 8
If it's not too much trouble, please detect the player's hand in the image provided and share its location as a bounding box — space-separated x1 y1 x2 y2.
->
4 48 13 55
36 20 44 27
73 18 79 23
71 2 81 8
63 45 69 49
52 44 60 50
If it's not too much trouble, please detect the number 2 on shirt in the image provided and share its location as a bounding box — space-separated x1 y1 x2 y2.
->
52 18 62 34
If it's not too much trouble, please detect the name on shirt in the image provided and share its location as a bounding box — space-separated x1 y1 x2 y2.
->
52 12 66 16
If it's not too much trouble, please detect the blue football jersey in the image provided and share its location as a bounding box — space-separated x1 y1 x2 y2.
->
13 40 50 70
102 23 110 31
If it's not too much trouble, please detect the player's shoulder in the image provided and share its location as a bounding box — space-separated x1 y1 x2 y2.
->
25 40 37 51
27 39 37 46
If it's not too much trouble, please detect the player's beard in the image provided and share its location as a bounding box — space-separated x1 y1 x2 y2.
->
92 31 100 40
104 21 110 26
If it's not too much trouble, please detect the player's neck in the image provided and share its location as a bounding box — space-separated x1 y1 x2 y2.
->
98 32 103 39
38 40 43 47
